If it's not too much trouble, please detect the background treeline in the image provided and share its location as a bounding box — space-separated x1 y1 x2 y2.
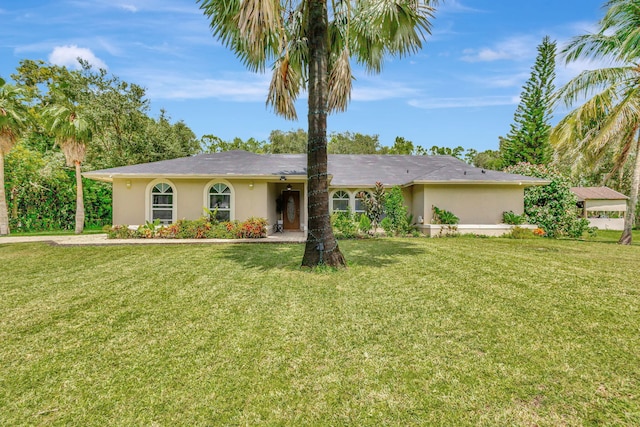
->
3 60 201 232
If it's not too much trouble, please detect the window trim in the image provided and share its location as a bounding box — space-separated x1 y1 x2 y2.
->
145 179 177 225
203 179 235 221
354 190 372 215
331 190 351 213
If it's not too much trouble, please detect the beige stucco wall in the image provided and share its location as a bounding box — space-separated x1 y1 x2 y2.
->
112 178 272 226
112 179 147 225
421 184 525 224
411 185 425 222
112 178 306 230
111 179 525 229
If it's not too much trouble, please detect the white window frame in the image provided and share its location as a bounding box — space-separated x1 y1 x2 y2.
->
145 179 177 225
354 190 371 215
331 190 351 213
204 180 235 221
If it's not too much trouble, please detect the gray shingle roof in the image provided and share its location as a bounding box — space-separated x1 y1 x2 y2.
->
84 150 547 186
571 186 628 201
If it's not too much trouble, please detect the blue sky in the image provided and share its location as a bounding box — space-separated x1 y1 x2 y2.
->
1 0 607 152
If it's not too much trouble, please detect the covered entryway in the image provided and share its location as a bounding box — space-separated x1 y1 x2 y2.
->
281 190 301 230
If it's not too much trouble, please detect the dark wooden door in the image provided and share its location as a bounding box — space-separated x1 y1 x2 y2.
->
282 190 300 230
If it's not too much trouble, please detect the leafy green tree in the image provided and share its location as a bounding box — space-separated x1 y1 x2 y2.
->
357 182 386 232
269 129 307 153
42 87 94 234
198 0 439 267
552 0 640 244
426 145 465 159
328 131 380 154
501 36 556 167
504 162 589 238
141 110 201 162
382 186 409 235
13 60 200 169
469 149 503 170
0 78 30 235
203 134 267 153
386 136 415 154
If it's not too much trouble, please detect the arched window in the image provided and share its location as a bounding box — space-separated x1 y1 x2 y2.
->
355 191 371 215
209 183 231 221
151 182 174 225
332 190 350 212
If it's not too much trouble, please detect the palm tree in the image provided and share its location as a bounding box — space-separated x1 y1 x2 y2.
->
0 78 30 235
43 90 93 234
552 0 640 244
198 0 439 267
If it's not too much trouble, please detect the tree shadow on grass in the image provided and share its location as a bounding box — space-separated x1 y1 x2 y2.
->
216 238 426 271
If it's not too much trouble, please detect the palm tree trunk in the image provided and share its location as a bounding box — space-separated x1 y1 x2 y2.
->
301 0 346 268
618 134 640 244
74 160 85 234
0 153 10 235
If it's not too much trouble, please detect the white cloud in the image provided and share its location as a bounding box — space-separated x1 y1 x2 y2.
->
119 4 138 12
408 95 518 109
143 73 270 101
439 0 484 14
461 35 538 63
48 45 108 69
352 83 418 102
465 72 530 89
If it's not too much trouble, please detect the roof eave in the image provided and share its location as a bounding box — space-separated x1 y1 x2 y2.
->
83 172 309 182
413 179 551 186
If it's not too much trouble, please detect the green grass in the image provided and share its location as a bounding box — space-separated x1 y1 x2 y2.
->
0 225 106 237
1 237 639 425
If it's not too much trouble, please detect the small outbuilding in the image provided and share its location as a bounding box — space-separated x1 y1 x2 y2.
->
570 186 628 231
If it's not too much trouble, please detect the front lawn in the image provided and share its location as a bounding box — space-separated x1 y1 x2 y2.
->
1 238 638 425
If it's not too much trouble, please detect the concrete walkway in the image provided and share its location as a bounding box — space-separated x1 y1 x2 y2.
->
0 232 307 246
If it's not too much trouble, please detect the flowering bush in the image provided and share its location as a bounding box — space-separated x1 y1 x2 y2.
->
533 227 546 237
504 162 589 238
237 217 267 238
106 217 267 239
105 224 134 239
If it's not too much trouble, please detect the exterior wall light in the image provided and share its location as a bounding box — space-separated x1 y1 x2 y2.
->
249 182 254 190
126 179 132 189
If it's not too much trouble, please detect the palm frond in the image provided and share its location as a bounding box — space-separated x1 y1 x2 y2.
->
554 66 633 108
350 0 436 73
267 55 302 120
328 48 352 113
0 82 30 152
60 138 87 166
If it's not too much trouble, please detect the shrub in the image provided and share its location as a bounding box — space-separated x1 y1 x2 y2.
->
107 217 268 239
237 217 267 238
436 225 458 237
175 218 211 239
533 227 546 237
358 214 372 234
331 210 358 239
357 182 386 231
383 186 409 235
106 224 134 239
502 210 525 225
205 223 236 239
432 206 459 225
507 226 534 239
504 162 589 238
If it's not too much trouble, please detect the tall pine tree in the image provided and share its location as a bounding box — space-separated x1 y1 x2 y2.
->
501 36 556 167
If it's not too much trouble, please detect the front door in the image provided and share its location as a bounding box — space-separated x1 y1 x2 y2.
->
282 190 300 230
